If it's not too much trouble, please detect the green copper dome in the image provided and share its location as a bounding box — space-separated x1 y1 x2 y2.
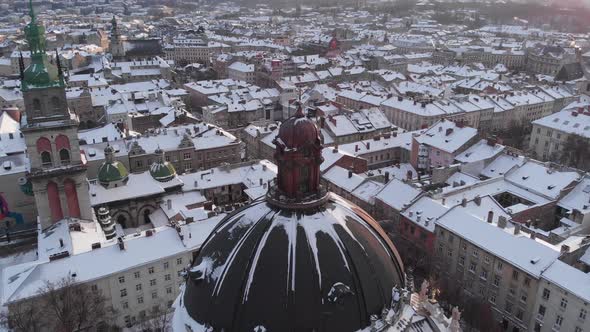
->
18 177 34 196
98 145 129 187
149 148 176 182
21 0 64 91
98 161 129 186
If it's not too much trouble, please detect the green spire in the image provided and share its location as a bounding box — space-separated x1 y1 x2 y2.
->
28 0 35 23
21 0 64 91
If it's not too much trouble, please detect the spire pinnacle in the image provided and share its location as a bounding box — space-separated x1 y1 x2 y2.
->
294 102 304 118
55 48 63 80
18 52 25 81
28 0 35 22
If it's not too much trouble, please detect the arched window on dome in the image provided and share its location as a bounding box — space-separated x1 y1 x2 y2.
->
59 149 70 165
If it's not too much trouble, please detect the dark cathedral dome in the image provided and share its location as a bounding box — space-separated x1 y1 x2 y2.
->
174 104 406 332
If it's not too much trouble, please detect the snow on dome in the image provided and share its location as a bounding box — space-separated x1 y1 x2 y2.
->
97 144 129 188
178 194 406 331
149 147 176 182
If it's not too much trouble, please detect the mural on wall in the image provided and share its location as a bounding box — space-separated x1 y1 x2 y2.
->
0 193 24 225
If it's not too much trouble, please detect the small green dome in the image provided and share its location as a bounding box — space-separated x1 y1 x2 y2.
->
98 161 129 186
149 147 176 182
98 145 128 186
18 177 34 196
149 160 176 182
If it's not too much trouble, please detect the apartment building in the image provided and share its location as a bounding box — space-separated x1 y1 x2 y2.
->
529 107 590 160
531 254 590 332
126 123 242 174
1 215 221 330
434 209 559 332
164 38 230 64
410 119 478 172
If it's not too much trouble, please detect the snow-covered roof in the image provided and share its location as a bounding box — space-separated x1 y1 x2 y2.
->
532 110 590 139
454 139 504 163
179 160 277 191
2 222 219 304
557 176 590 215
480 153 525 178
415 120 477 154
323 166 365 192
436 208 559 277
0 112 25 156
402 196 448 232
89 171 183 206
375 178 421 211
505 161 581 200
78 123 126 145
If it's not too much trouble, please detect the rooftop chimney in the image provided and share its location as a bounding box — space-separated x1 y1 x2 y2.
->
560 244 570 255
514 223 521 235
118 237 125 250
487 211 493 223
446 128 453 136
498 216 507 229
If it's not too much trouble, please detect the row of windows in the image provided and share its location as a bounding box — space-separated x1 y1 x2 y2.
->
118 258 184 285
120 286 174 301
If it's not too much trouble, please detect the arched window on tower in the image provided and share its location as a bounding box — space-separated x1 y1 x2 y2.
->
32 98 41 115
59 149 70 165
50 96 61 114
41 151 52 166
55 135 71 165
36 137 52 167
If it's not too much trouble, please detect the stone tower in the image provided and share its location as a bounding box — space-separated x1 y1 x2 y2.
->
109 16 125 60
21 0 92 229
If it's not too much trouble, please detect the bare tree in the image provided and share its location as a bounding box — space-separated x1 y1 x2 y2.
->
0 298 43 332
1 276 115 332
38 276 115 332
137 302 173 332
